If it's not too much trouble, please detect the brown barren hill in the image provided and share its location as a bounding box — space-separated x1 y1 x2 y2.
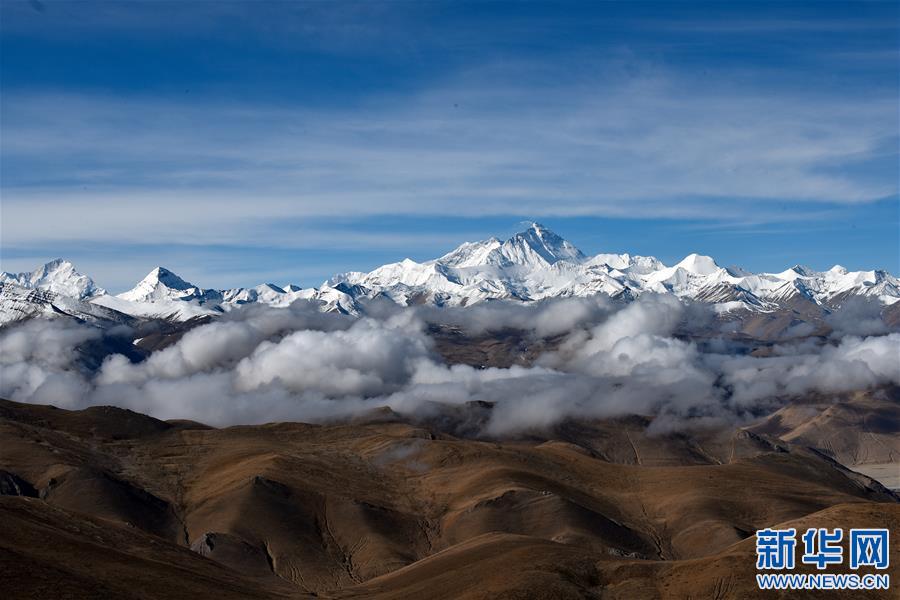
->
0 398 897 599
748 387 900 467
0 496 306 600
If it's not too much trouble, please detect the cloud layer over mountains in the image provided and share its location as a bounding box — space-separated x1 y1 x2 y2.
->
1 296 898 435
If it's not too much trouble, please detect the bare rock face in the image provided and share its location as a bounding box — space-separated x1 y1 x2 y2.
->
0 470 37 497
191 532 276 578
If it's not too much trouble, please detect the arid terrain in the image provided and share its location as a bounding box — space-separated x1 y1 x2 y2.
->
2 387 898 599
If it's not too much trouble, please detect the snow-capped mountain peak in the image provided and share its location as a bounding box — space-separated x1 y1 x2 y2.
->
437 238 503 267
775 265 818 280
147 267 193 289
2 223 898 327
674 253 721 276
496 222 586 267
435 223 586 270
0 258 105 299
323 224 899 311
118 267 210 303
221 283 288 306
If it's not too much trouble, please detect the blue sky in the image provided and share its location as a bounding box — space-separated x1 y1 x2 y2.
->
1 0 897 291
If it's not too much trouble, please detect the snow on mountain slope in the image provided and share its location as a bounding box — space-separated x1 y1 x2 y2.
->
740 264 900 306
492 222 587 267
0 282 131 326
438 238 504 268
329 222 605 306
220 283 358 314
294 286 361 315
674 253 722 276
585 253 663 275
118 267 222 303
0 259 106 299
221 283 291 306
331 223 703 306
91 294 220 321
89 267 225 321
2 223 897 326
90 267 361 320
328 223 899 310
0 259 359 325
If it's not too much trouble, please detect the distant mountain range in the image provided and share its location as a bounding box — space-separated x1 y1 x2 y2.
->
1 223 897 325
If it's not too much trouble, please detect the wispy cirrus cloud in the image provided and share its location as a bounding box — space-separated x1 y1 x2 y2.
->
2 66 896 244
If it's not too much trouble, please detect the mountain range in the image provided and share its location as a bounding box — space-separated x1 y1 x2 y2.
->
1 223 897 326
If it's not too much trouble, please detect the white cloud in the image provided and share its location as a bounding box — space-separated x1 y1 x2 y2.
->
1 298 897 434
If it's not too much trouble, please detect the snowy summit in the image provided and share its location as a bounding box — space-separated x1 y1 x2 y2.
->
1 223 898 324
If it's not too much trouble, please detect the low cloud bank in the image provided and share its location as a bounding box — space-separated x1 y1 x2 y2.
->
1 296 897 435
